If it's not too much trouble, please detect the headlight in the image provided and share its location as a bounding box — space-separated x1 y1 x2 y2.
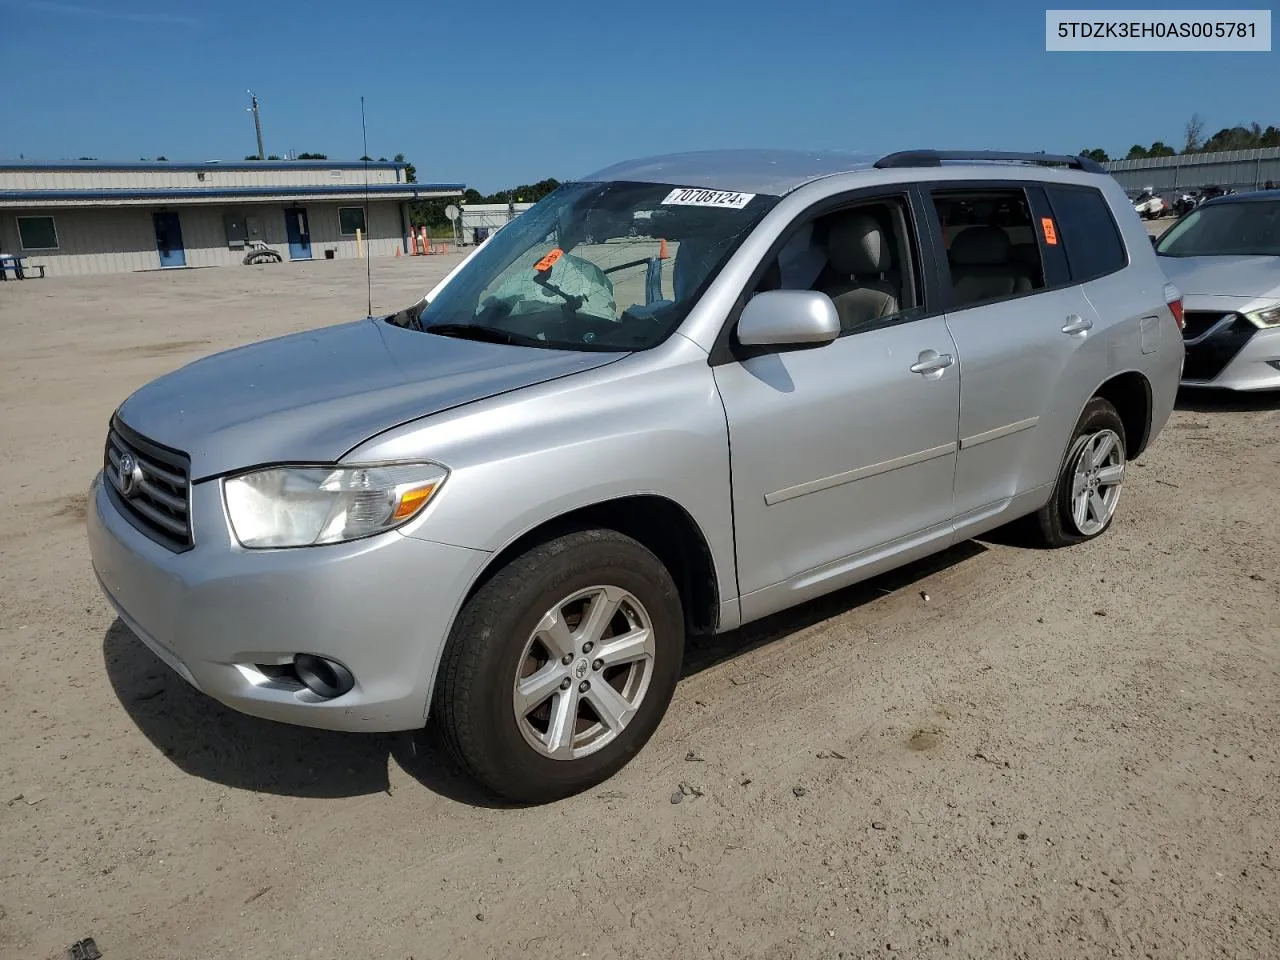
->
223 462 448 548
1244 306 1280 328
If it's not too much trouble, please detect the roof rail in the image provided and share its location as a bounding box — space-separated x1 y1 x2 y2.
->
874 150 1106 174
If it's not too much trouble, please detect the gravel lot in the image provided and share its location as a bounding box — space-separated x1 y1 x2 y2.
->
1 256 1277 960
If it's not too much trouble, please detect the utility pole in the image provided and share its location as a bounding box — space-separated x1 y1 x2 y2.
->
247 91 265 160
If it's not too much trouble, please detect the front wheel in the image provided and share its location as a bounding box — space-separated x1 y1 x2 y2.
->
433 529 684 803
1029 397 1128 548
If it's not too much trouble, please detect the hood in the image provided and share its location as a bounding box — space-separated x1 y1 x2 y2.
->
1157 255 1280 299
116 318 623 480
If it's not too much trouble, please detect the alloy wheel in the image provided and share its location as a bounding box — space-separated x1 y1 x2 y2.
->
512 585 656 760
1069 428 1126 536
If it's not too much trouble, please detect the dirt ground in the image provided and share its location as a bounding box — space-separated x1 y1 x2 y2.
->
1 256 1277 960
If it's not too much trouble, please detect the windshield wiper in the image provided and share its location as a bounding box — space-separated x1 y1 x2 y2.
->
425 323 547 348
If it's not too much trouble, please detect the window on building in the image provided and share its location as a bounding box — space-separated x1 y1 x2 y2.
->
17 216 59 250
1046 186 1128 282
338 207 367 236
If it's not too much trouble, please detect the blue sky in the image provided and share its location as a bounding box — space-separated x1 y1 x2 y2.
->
1 0 1276 191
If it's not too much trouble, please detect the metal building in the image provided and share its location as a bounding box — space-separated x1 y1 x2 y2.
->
458 202 534 245
0 159 464 276
1104 147 1280 194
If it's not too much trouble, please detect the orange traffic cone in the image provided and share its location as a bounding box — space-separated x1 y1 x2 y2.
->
658 238 668 259
395 246 401 257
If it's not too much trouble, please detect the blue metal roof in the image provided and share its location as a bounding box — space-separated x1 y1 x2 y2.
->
0 183 465 203
0 159 407 172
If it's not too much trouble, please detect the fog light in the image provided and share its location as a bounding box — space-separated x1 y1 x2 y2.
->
292 654 355 699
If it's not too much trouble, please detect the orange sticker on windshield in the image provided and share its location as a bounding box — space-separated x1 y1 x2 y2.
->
1041 217 1059 245
533 248 563 272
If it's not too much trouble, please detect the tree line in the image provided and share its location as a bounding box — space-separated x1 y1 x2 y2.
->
1081 115 1280 162
240 152 333 160
412 178 562 231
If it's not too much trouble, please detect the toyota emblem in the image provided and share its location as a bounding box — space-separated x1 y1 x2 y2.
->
117 453 142 497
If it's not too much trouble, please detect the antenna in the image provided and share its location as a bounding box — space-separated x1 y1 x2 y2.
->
361 95 372 318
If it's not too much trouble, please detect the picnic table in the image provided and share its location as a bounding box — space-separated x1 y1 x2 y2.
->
0 254 46 280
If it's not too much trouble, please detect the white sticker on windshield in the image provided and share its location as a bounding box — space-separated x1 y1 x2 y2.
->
661 187 756 209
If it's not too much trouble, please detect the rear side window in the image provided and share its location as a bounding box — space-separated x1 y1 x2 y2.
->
1046 186 1127 282
931 188 1048 308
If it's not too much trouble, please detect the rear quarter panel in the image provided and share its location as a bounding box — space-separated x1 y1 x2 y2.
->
1088 178 1181 446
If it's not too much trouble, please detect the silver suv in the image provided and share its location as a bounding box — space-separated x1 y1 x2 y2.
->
88 149 1183 803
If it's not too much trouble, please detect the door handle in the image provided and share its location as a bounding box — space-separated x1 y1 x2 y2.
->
1062 314 1094 335
909 351 955 375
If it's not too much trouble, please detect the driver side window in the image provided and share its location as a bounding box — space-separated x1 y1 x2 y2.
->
754 197 921 335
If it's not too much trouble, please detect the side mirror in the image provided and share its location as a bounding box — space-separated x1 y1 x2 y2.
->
737 290 840 348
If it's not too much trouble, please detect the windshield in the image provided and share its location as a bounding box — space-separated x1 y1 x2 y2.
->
389 180 778 351
1156 200 1280 258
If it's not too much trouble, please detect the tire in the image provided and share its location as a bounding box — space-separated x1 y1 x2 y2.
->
1028 397 1128 548
433 529 684 803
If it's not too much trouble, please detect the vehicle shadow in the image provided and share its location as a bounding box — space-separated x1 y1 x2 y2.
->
105 540 987 807
104 617 523 807
103 618 398 799
682 539 987 677
1175 386 1280 413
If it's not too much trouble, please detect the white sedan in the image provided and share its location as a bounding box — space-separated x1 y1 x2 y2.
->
1156 191 1280 391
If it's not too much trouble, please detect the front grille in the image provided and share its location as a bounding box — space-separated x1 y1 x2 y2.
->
1181 313 1256 382
104 419 193 551
1181 310 1230 342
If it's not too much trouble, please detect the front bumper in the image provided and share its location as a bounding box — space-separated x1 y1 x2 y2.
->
87 472 489 732
1180 311 1280 391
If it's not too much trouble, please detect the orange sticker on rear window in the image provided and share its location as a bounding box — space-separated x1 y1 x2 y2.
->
533 248 563 272
1041 217 1059 245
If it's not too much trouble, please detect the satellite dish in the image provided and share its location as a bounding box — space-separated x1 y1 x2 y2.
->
445 204 460 221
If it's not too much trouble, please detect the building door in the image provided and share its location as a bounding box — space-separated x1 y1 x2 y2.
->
284 207 312 260
152 211 186 267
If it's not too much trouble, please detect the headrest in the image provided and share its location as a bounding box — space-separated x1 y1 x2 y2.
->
950 226 1012 267
826 214 892 276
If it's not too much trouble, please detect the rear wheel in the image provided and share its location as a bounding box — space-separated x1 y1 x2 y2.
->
433 529 684 803
1029 397 1127 548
